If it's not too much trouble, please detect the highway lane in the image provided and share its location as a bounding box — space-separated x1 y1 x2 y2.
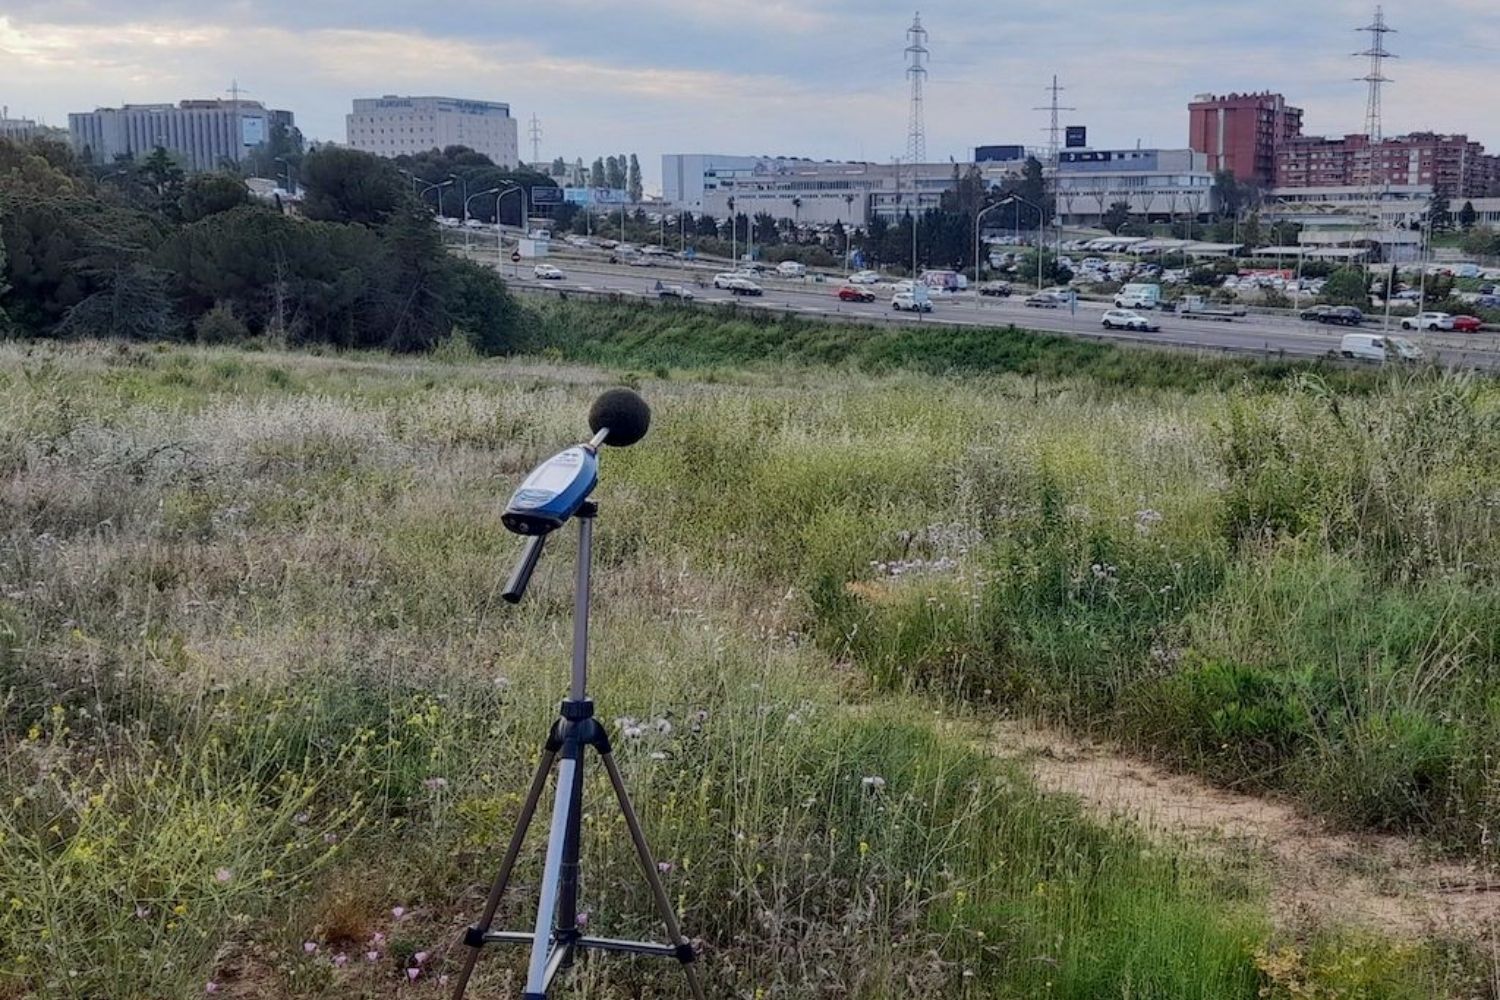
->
462 247 1500 369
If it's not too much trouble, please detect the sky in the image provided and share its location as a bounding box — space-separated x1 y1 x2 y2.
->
3 1 1498 192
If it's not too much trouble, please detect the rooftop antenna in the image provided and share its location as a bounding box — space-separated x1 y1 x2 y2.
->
904 12 928 166
1034 75 1076 168
1355 5 1396 141
528 114 543 168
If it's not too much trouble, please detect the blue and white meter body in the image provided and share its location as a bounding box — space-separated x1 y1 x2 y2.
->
501 446 599 536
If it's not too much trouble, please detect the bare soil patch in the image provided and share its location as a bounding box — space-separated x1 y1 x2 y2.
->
990 719 1500 939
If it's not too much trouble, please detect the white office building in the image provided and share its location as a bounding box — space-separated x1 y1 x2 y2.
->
1 113 39 141
347 96 518 168
69 100 294 171
668 153 1027 227
1054 148 1216 226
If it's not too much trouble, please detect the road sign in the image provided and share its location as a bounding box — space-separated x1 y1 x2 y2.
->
530 186 563 207
1065 126 1087 148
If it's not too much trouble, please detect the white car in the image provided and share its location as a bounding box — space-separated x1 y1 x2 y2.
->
1101 309 1160 332
713 272 743 289
892 292 932 313
1400 311 1454 331
847 270 881 285
1340 333 1425 363
533 264 565 280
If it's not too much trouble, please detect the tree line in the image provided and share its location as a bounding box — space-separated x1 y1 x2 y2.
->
0 138 525 352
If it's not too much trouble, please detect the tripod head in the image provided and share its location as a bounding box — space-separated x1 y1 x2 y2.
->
501 389 650 603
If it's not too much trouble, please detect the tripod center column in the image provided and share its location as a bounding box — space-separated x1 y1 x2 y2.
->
570 502 597 703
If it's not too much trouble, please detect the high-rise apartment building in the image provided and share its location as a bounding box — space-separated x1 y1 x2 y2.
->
68 100 294 171
346 96 518 168
1277 132 1499 199
1188 92 1303 188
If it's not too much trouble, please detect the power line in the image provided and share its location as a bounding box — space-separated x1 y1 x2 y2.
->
904 12 928 166
1355 5 1396 142
1034 75 1076 167
528 114 543 168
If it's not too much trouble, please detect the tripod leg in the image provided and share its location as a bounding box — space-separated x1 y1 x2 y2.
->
450 743 558 1000
597 751 708 1000
523 741 583 997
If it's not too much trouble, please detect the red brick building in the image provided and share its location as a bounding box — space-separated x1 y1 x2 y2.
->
1188 92 1303 188
1275 132 1500 199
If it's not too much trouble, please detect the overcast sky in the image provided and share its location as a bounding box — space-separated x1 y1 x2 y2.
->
3 1 1497 192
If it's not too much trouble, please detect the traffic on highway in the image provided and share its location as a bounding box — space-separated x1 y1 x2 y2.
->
456 236 1500 369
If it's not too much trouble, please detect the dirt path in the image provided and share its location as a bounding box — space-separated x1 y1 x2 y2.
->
988 719 1500 939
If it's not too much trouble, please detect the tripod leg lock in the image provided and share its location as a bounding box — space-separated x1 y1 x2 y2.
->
674 942 697 965
463 925 488 948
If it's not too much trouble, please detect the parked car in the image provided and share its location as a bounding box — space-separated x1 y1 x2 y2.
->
1340 333 1425 363
978 282 1013 298
726 278 763 296
533 264 565 280
1451 314 1484 333
1101 309 1160 332
837 285 876 303
891 291 932 312
1401 311 1454 331
656 283 695 300
1024 291 1065 308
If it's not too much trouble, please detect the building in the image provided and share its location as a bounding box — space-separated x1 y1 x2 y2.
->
1188 92 1303 188
1 110 39 141
975 145 1028 163
346 96 518 167
69 100 294 171
1054 148 1216 227
1277 133 1500 200
666 153 1028 227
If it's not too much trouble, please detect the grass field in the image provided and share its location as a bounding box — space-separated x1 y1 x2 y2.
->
0 336 1494 998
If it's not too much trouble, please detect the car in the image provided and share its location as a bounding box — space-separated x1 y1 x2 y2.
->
713 272 741 289
1300 305 1364 326
527 229 552 240
1101 309 1160 332
627 255 654 267
1452 314 1484 333
847 270 881 285
978 282 1013 298
837 285 876 303
1024 291 1065 308
1401 311 1454 331
533 264 565 280
1340 333 1425 363
656 283 695 300
891 291 932 312
726 278 763 296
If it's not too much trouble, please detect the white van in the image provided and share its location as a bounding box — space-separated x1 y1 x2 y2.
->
1339 332 1425 363
1114 283 1162 310
776 261 807 278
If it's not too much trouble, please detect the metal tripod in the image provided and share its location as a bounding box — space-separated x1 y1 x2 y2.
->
450 501 706 1000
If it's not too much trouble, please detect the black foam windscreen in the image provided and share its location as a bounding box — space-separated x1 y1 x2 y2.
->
587 388 651 447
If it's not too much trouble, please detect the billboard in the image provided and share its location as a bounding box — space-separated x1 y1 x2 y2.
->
1065 126 1087 149
975 144 1025 163
530 186 563 206
240 116 266 147
562 187 629 206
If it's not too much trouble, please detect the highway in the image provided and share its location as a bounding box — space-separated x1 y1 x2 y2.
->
456 241 1500 370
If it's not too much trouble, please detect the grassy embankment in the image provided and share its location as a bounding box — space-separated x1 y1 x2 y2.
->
0 333 1489 998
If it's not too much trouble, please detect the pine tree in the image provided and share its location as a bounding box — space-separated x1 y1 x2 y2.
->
627 154 643 203
0 217 10 331
590 158 606 188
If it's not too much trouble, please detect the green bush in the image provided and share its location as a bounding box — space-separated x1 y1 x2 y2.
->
193 300 250 343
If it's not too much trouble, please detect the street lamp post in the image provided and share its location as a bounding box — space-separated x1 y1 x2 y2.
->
419 179 454 217
973 201 1004 309
464 187 500 254
496 186 523 276
727 196 737 267
998 194 1046 291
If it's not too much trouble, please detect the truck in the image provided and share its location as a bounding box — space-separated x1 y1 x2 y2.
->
1175 295 1246 321
1114 283 1162 310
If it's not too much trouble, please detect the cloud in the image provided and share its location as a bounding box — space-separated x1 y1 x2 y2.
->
2 1 1496 191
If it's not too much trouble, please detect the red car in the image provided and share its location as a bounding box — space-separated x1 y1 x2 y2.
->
1452 315 1484 333
837 285 876 303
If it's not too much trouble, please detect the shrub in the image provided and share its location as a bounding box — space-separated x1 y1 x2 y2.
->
194 301 250 343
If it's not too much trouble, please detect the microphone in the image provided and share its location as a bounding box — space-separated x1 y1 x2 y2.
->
587 388 651 447
501 389 650 537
